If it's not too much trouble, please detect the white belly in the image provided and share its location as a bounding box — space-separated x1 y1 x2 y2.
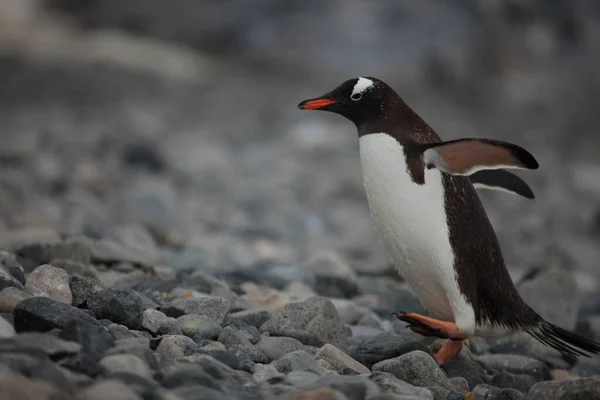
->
359 133 476 334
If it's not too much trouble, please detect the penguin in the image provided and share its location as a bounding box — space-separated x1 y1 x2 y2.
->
297 76 600 365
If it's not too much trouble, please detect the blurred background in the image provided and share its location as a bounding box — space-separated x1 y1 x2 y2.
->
1 0 600 294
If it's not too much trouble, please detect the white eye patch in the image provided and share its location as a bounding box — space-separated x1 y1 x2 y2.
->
351 77 374 99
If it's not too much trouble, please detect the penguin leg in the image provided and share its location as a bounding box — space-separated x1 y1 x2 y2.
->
435 339 464 365
393 312 469 341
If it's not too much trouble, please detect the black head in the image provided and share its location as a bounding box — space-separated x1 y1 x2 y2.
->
297 77 398 128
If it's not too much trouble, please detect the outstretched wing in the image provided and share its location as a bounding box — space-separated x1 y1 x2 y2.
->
422 138 538 175
469 170 535 199
419 138 538 199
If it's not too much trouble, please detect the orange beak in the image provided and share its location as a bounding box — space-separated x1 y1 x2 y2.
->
297 98 338 110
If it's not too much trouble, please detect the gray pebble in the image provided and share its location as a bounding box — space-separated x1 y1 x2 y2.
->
88 288 144 330
155 335 198 359
260 296 349 351
255 335 305 362
177 314 222 341
275 350 326 375
474 354 550 380
351 331 429 369
441 359 489 390
100 354 154 381
0 332 80 356
161 296 231 323
372 350 454 391
229 308 272 328
368 371 434 399
217 326 268 363
25 264 73 304
0 287 31 313
69 276 105 307
76 378 142 400
141 309 180 335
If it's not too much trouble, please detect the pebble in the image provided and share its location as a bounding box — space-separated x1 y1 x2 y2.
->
314 343 369 374
76 378 142 400
300 251 359 298
218 325 269 363
228 308 272 328
24 264 73 304
473 384 526 400
529 377 600 400
241 282 291 312
155 335 198 359
99 354 154 381
309 374 381 400
288 388 349 400
275 350 326 375
228 319 261 344
188 271 237 301
475 354 550 380
255 335 306 362
0 332 80 356
178 314 222 341
350 332 428 369
0 316 15 338
491 371 537 393
0 287 32 313
14 296 97 332
441 359 489 390
0 371 70 400
368 371 434 399
88 288 144 330
141 309 181 335
161 365 223 390
284 370 322 387
253 363 283 383
160 296 231 323
372 350 454 391
69 276 105 307
59 317 116 376
260 296 349 351
331 298 384 329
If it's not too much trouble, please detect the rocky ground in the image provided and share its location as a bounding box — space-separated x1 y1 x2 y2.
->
1 1 600 399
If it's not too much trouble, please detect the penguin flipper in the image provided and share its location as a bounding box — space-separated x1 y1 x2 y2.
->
421 138 539 176
469 170 535 199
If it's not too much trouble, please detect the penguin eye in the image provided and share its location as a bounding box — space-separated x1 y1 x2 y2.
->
350 93 362 101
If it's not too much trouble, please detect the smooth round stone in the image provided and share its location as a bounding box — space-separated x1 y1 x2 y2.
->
177 314 222 341
25 264 72 304
0 287 31 313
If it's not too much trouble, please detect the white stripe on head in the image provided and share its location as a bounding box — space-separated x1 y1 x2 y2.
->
352 77 374 96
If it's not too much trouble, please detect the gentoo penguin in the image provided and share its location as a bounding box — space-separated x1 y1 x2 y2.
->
297 77 600 365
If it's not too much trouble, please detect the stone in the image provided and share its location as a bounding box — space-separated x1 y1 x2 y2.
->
0 371 70 400
141 309 181 335
14 297 98 332
103 373 158 400
288 388 349 400
160 296 231 323
475 354 550 380
528 378 600 400
314 344 369 374
108 324 136 340
88 288 144 330
169 385 224 400
350 332 428 369
75 378 142 400
183 349 255 373
167 247 216 274
59 317 115 376
253 363 283 383
368 371 434 399
161 365 222 390
227 319 261 344
0 332 80 356
217 325 268 363
99 354 153 381
308 374 380 400
155 335 198 359
284 370 322 387
170 354 249 382
177 314 222 341
491 372 536 393
260 296 349 351
275 350 326 375
0 317 15 338
241 282 291 312
300 252 359 298
255 335 306 362
24 264 72 304
441 359 488 390
69 276 105 307
372 350 454 390
571 357 600 377
188 271 236 301
0 287 31 313
331 298 384 329
229 308 272 328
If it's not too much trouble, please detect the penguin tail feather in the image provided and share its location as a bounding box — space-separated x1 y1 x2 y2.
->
526 320 600 358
